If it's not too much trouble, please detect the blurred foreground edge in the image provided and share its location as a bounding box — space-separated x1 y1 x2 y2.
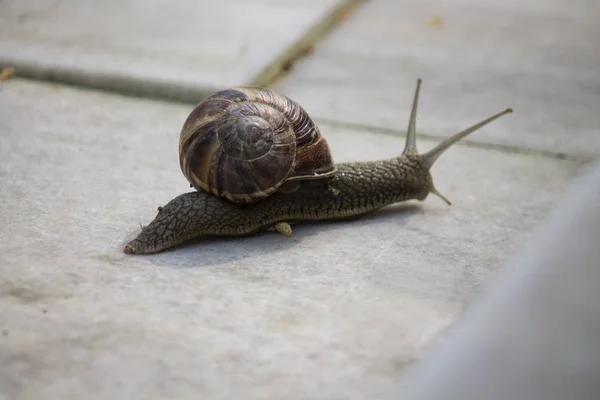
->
396 159 600 400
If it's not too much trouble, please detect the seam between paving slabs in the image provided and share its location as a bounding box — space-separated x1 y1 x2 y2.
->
1 76 590 163
0 0 366 104
315 118 595 163
251 0 367 88
0 65 212 104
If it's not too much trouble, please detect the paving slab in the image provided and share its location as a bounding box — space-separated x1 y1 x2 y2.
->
0 0 353 100
399 160 600 399
275 0 600 158
0 79 589 399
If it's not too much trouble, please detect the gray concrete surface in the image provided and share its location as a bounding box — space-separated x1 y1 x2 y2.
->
0 0 348 100
275 0 600 157
0 79 588 399
0 0 598 398
398 160 600 400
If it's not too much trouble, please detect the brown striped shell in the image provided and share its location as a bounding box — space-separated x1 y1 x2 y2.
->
178 86 337 204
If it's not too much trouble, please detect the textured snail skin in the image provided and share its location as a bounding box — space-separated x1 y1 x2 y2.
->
123 154 432 254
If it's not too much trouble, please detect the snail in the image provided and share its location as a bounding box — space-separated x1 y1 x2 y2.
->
123 79 512 255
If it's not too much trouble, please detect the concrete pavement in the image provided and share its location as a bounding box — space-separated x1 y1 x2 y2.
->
0 0 597 399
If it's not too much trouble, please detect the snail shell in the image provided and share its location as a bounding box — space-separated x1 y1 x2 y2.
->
179 86 337 204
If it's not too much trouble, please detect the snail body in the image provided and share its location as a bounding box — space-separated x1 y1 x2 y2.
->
124 80 512 254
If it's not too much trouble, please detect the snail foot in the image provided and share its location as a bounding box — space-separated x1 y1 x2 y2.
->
267 222 293 237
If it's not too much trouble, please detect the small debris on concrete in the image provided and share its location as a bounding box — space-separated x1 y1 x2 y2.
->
427 15 444 29
0 66 15 81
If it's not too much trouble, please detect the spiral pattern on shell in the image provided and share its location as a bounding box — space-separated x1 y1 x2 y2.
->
179 87 337 204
